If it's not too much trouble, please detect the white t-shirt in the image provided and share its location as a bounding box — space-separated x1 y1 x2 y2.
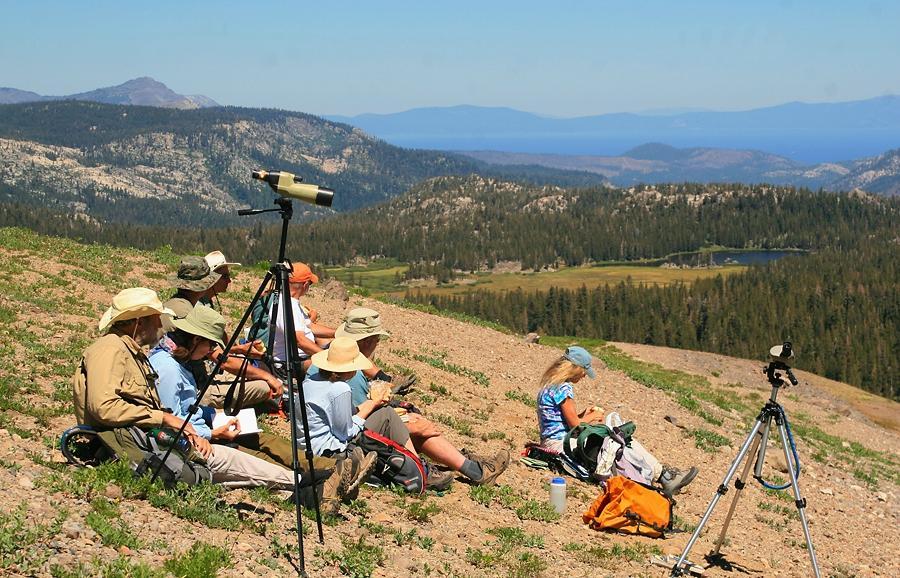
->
271 296 316 362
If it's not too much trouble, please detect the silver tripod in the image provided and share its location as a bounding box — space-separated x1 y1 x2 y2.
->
670 343 821 577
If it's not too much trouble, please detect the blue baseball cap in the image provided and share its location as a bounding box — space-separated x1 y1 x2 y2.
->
564 346 596 379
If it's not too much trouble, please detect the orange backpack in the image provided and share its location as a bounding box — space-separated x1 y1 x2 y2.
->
582 475 674 538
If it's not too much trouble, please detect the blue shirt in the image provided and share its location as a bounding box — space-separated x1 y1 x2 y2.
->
536 382 575 441
149 343 215 440
307 366 370 409
297 371 366 456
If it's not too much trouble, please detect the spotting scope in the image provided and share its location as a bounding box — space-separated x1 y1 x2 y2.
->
251 170 334 207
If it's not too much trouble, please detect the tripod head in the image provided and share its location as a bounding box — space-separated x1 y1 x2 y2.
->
764 342 799 388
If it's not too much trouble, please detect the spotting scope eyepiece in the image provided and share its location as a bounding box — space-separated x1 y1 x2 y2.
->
251 170 334 208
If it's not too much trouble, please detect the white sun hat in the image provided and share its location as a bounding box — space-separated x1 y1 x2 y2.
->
310 337 374 373
98 287 175 334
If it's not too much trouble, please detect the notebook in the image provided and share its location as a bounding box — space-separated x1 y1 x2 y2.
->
212 408 261 436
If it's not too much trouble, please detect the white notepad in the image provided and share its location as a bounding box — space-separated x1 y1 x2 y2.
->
212 408 261 436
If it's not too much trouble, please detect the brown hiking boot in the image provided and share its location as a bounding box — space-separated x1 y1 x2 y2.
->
425 466 455 491
658 465 699 497
470 450 511 486
320 461 343 516
342 447 378 500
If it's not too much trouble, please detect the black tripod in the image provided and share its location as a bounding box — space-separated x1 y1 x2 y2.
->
152 196 323 576
670 343 820 578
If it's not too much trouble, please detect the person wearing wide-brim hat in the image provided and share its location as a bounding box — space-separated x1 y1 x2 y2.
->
201 250 241 311
74 287 202 464
327 307 511 489
147 303 301 490
298 337 415 459
163 255 284 412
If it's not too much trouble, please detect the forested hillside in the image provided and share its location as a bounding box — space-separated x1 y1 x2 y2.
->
406 241 899 400
0 101 605 226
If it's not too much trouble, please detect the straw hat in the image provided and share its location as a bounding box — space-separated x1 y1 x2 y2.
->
204 250 241 272
171 304 226 349
99 288 175 333
311 337 373 373
335 307 391 340
167 256 221 292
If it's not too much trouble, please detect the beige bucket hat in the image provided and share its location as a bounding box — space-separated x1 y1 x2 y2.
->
171 304 227 349
311 337 374 373
204 250 241 272
99 287 175 333
167 256 221 292
335 307 391 340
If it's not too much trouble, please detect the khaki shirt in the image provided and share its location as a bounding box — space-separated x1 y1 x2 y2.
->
72 333 166 429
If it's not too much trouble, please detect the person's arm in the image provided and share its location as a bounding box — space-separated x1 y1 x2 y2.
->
210 349 282 398
353 398 385 420
84 346 165 428
153 358 214 440
560 398 604 429
309 322 335 339
294 332 324 356
327 387 366 443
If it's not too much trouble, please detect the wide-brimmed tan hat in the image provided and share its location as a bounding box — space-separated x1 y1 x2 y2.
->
204 250 241 272
99 287 175 333
335 307 391 340
171 304 226 349
311 337 373 373
167 256 221 292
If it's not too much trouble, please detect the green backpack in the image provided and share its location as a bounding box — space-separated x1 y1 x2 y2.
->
563 422 637 471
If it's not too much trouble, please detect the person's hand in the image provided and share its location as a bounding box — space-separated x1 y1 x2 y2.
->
189 434 213 458
266 377 283 399
211 418 241 442
582 407 604 423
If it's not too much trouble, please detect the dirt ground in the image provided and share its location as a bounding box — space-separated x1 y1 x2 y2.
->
0 238 898 577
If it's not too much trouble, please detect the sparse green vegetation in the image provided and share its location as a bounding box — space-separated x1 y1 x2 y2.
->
689 428 731 452
0 502 68 574
85 497 142 549
163 542 232 578
321 536 386 578
505 389 537 407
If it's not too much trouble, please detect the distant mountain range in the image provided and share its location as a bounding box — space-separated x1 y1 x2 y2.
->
459 144 900 195
328 97 900 164
0 100 605 227
0 77 219 109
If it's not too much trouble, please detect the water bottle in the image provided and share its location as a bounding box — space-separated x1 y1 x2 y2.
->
150 427 191 453
549 476 567 514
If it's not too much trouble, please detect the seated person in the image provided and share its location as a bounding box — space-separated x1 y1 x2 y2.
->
536 345 698 496
324 307 510 488
297 337 432 483
72 287 292 490
165 255 282 409
149 304 373 511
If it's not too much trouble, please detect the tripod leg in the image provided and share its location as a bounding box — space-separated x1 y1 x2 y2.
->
670 418 765 576
710 432 762 556
776 419 821 578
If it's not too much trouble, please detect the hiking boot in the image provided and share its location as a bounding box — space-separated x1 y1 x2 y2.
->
320 462 343 516
469 450 511 486
658 465 699 497
342 447 378 500
425 465 455 491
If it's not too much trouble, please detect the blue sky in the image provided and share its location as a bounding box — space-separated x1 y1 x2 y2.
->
1 0 897 117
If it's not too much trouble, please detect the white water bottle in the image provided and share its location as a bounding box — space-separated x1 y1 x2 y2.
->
549 476 567 514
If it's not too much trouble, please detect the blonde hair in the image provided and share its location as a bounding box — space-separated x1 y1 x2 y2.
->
539 357 586 388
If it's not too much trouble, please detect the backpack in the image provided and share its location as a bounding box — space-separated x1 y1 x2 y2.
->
582 475 674 538
353 430 426 494
60 425 212 488
249 293 276 348
563 422 637 471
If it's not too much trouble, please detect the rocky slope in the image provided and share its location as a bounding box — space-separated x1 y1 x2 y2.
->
0 228 897 577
